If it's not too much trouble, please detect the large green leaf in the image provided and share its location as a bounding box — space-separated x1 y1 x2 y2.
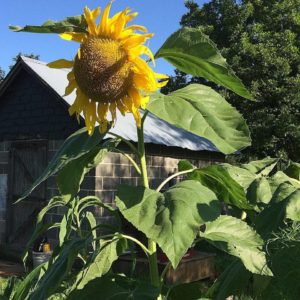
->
147 84 251 154
188 165 251 209
23 196 66 261
56 139 118 201
10 15 87 34
75 238 127 289
285 189 300 221
261 242 300 300
201 215 272 275
116 180 221 268
167 282 208 300
155 27 252 99
18 126 106 202
69 275 160 300
29 238 90 300
284 162 300 180
241 157 278 176
207 260 251 300
223 165 253 188
12 263 47 300
246 177 272 207
269 171 300 190
255 185 300 237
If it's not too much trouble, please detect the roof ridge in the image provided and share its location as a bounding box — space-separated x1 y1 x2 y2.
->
20 55 47 66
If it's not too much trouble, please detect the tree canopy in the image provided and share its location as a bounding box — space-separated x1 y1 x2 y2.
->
9 52 40 69
0 67 5 84
163 0 300 162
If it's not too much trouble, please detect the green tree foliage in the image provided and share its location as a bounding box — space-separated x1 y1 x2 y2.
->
163 0 300 161
9 52 40 69
0 67 5 84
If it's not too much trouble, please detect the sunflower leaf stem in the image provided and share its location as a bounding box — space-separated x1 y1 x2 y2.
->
108 132 139 156
111 148 141 175
137 122 160 289
156 169 195 192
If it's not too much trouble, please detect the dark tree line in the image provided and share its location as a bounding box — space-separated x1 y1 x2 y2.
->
0 53 40 84
163 0 300 162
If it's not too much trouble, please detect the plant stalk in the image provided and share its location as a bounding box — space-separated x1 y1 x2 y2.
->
137 120 160 288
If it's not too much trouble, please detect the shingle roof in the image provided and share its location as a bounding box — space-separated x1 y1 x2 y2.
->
20 56 219 152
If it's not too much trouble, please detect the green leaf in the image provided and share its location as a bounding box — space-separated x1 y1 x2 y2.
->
147 84 251 154
241 157 278 176
116 180 221 268
255 185 300 237
207 260 251 300
23 196 66 261
201 215 272 275
29 238 90 300
178 160 195 172
285 189 300 221
188 165 251 209
69 275 160 300
12 263 47 300
261 242 300 300
155 27 252 99
246 177 272 207
167 282 207 300
284 162 300 180
56 139 119 201
223 164 256 190
75 238 127 289
18 127 106 202
9 15 87 34
270 171 300 189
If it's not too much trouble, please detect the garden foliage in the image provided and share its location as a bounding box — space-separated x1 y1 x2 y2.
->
5 8 300 300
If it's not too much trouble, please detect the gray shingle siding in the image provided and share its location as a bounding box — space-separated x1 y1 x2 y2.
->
0 68 81 141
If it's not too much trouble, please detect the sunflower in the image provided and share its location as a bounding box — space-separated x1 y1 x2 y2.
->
48 1 168 135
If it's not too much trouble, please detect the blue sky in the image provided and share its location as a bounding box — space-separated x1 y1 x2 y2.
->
0 0 206 76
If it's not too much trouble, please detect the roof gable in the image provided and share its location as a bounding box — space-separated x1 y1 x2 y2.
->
0 57 219 152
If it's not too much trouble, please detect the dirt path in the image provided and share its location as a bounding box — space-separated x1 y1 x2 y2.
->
0 260 24 277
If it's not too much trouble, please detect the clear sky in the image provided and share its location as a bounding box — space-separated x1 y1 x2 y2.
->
0 0 206 76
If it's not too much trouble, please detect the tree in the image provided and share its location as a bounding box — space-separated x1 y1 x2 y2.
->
9 52 40 69
164 0 300 162
0 67 5 84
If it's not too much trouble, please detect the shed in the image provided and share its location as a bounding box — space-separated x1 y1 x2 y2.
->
0 56 224 252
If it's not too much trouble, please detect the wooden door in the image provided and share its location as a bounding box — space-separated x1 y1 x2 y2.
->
7 141 47 251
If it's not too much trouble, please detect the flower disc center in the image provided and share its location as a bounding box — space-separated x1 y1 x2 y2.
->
74 37 133 102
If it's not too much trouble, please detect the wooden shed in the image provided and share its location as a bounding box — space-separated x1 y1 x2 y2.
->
0 56 224 252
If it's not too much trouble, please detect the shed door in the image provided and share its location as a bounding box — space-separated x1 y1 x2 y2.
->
7 141 47 250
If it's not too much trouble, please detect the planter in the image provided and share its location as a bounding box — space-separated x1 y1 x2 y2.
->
32 251 52 267
114 251 216 284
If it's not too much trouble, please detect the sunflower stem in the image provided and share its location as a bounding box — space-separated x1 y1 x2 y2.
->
137 121 160 289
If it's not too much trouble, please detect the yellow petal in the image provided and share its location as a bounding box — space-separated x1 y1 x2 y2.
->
47 59 74 69
109 102 117 125
64 79 77 96
84 101 97 135
140 96 149 109
128 87 142 107
126 25 147 33
99 1 112 36
111 10 127 38
128 45 155 66
117 99 129 115
131 106 141 128
97 102 109 133
60 32 86 43
84 6 100 35
122 33 154 49
69 89 88 122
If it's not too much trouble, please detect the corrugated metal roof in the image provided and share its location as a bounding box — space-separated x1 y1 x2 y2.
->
21 56 219 152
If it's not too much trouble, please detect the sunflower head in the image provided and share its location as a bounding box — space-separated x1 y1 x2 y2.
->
49 1 168 135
